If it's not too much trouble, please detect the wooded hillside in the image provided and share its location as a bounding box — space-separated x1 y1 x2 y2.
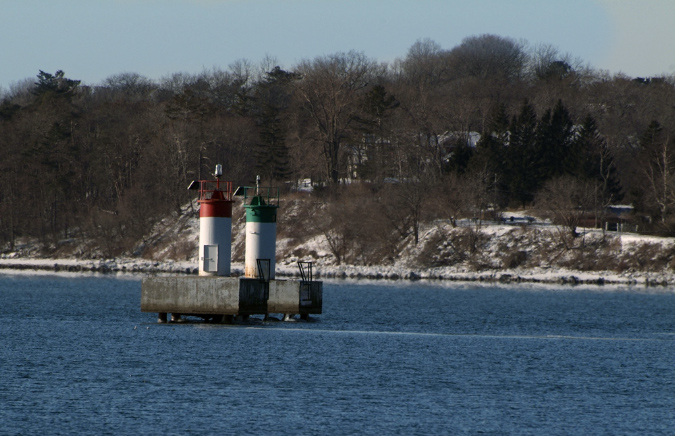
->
2 35 675 256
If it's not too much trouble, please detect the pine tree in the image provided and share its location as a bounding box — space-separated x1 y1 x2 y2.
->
506 100 538 206
471 103 510 204
573 115 622 202
535 99 574 181
32 70 81 103
474 103 509 170
253 67 299 182
27 70 82 241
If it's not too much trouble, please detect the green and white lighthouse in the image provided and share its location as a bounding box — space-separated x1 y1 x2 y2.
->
239 176 279 280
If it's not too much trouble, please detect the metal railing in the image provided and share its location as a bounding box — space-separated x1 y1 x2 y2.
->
189 179 234 201
256 259 271 284
297 261 313 282
235 185 280 206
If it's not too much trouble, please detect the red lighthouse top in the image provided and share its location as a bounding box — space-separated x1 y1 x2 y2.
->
188 165 234 218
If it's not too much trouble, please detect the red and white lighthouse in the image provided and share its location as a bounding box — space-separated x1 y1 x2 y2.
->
191 165 234 276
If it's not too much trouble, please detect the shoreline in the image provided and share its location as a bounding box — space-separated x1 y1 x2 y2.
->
1 257 673 287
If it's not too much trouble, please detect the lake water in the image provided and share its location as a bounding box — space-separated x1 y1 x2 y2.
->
1 274 674 435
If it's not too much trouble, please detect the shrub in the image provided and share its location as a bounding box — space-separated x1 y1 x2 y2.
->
502 250 527 269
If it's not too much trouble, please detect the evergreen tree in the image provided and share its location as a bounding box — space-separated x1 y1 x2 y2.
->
506 100 538 206
26 70 83 241
535 99 574 181
444 137 474 174
470 103 510 204
361 84 398 125
32 70 81 103
0 100 20 121
253 67 300 182
573 115 623 202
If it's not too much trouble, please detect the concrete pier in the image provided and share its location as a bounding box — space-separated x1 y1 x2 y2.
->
141 276 322 322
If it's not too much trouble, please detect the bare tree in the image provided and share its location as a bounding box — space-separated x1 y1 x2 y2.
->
103 72 156 101
639 121 675 224
449 34 528 82
4 78 35 106
389 39 462 178
376 173 437 245
319 197 355 265
536 176 598 245
527 43 588 81
434 173 472 227
398 38 447 85
293 51 379 183
159 71 197 95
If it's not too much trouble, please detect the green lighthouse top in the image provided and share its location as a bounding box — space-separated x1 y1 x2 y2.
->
234 183 279 223
234 176 279 224
234 175 280 209
235 186 279 209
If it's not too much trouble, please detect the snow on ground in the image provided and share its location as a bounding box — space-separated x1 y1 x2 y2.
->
1 254 672 287
2 203 675 287
619 232 675 247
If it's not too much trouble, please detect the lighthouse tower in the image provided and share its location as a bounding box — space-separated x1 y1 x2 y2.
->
142 171 322 323
241 176 279 280
193 165 234 276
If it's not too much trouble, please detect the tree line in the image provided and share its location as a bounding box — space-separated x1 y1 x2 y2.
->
1 34 675 256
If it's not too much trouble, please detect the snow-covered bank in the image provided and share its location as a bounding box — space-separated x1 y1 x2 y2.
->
2 256 674 287
278 261 674 286
3 200 675 287
0 257 192 275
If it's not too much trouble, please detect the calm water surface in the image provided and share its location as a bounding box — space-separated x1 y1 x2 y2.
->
1 274 674 435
